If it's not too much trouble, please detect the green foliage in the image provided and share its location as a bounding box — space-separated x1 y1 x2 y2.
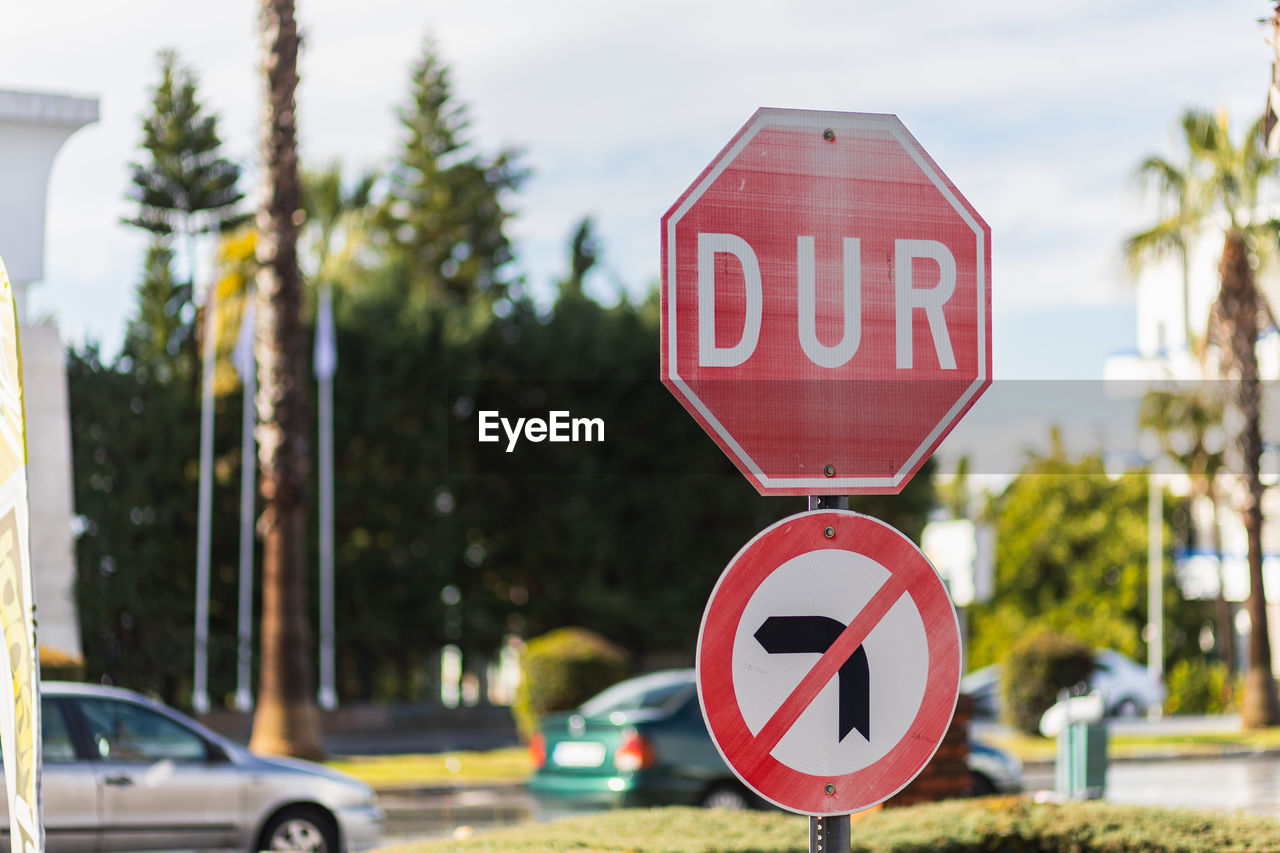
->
392 800 1280 853
1165 658 1239 715
124 49 246 240
301 164 377 290
969 436 1207 677
1002 628 1094 734
68 344 248 707
122 239 194 382
511 628 626 741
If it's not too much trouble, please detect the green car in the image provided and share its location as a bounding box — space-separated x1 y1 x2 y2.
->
529 669 1022 815
529 670 760 813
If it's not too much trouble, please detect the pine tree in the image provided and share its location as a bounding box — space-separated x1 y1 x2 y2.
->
381 39 527 306
124 49 247 377
125 50 246 287
122 239 193 381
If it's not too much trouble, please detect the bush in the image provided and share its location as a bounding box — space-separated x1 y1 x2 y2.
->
1165 658 1238 715
511 627 626 741
38 647 85 682
1003 628 1094 735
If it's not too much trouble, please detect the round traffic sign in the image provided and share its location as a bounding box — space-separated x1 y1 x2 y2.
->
696 509 960 815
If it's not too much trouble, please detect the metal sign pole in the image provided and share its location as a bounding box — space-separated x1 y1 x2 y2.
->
808 493 850 852
810 815 850 853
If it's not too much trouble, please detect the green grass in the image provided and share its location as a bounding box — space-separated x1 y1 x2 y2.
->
327 747 531 789
374 799 1280 853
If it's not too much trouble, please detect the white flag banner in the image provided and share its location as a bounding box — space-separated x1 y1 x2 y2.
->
0 255 41 853
231 296 257 381
314 288 337 381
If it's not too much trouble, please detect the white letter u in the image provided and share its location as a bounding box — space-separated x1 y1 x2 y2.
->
797 236 862 368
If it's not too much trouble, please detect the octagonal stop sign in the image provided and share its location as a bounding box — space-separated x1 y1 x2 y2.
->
661 109 991 495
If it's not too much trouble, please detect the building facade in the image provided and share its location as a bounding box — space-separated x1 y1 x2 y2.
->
0 88 99 661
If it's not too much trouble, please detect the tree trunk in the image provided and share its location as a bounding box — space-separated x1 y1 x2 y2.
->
248 0 324 760
1215 231 1280 728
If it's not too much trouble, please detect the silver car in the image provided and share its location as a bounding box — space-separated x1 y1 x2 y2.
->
0 682 381 852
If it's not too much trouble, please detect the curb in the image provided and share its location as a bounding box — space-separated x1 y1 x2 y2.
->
1023 746 1280 771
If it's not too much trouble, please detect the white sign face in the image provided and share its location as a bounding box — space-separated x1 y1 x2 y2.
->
697 509 961 816
733 549 929 777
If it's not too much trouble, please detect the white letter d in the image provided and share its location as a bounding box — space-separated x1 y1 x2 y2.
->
698 233 762 367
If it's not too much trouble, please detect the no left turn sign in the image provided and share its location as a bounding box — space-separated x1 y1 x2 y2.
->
696 510 961 816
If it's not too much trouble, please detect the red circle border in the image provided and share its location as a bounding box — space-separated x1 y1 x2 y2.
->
695 510 961 815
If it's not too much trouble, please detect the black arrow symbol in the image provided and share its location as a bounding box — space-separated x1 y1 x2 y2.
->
754 615 870 742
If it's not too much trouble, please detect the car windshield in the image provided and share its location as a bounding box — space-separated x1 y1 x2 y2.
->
579 672 694 717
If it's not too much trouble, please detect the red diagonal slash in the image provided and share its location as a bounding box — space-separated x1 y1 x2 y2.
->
740 571 909 771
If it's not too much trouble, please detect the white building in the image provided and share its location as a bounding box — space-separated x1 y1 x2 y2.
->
0 89 99 661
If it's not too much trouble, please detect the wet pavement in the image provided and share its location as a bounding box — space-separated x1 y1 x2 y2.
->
377 784 534 845
1023 755 1280 820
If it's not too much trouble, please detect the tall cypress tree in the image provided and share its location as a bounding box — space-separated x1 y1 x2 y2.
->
381 39 527 306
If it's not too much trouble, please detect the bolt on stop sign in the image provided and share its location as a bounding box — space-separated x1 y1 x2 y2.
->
661 109 991 495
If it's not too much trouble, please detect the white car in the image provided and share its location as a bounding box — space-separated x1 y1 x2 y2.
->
963 649 1166 720
0 682 381 852
1090 648 1166 717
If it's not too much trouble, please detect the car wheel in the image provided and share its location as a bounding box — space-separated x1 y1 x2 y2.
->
701 783 751 810
969 771 997 797
259 805 338 853
1114 698 1142 718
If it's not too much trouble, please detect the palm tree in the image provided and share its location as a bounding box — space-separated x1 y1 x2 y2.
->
301 164 377 288
1126 109 1280 728
1138 387 1231 672
248 0 324 759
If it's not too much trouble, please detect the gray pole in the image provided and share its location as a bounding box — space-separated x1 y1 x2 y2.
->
235 320 257 713
317 286 338 711
808 493 849 852
193 281 217 715
810 814 850 853
1147 475 1164 714
317 366 336 710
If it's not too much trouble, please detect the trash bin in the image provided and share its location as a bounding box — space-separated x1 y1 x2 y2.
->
1040 691 1108 800
1055 717 1108 798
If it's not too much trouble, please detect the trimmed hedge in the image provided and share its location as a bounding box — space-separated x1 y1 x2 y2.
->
1003 629 1094 734
510 627 626 742
382 799 1280 852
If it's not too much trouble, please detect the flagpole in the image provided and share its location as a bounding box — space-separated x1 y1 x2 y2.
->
193 280 217 715
316 285 338 710
234 294 258 712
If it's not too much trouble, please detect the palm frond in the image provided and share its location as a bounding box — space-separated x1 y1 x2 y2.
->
1134 155 1186 195
1122 217 1186 276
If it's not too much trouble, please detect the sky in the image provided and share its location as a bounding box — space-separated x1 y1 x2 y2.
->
0 0 1274 379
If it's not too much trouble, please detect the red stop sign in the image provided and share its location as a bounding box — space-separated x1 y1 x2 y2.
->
660 109 991 495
